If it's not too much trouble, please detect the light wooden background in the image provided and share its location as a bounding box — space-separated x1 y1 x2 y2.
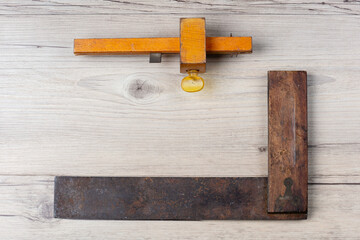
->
1 0 360 239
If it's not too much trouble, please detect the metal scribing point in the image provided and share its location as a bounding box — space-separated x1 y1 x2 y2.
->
149 53 162 63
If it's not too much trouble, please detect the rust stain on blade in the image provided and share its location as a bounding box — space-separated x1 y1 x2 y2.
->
54 177 306 220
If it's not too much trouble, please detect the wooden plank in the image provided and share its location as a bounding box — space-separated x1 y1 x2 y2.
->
74 37 252 55
1 176 360 239
268 71 308 213
1 0 360 15
2 15 359 62
180 18 206 73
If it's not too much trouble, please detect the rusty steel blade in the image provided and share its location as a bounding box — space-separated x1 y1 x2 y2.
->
54 177 306 220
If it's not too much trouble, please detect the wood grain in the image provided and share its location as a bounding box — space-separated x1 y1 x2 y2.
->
1 0 360 15
74 37 252 55
268 71 308 213
180 18 206 73
0 0 360 238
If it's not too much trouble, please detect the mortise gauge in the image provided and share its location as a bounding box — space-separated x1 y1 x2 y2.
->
73 18 252 92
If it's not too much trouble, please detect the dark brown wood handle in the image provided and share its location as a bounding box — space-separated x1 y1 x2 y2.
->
268 71 308 213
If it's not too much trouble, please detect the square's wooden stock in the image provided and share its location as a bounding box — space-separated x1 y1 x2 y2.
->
268 71 308 213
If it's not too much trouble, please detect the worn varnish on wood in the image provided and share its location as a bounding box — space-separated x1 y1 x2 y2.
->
180 18 206 73
74 37 252 55
268 71 308 213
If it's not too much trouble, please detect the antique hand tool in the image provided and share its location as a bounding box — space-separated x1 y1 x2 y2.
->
73 18 252 92
54 71 308 220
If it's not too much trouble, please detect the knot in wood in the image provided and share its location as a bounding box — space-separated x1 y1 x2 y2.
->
124 73 161 104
